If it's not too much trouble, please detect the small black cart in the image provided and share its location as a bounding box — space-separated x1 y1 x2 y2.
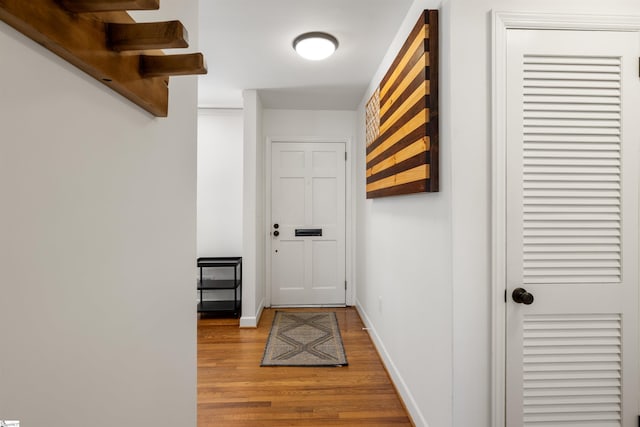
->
197 257 242 317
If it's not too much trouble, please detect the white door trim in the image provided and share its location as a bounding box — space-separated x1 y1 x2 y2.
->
491 11 640 427
265 136 355 308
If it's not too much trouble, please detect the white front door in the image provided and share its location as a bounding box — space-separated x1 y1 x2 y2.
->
270 141 346 306
505 29 640 425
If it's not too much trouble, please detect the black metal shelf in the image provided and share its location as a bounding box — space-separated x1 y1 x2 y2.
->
197 257 242 268
197 257 242 318
197 300 240 314
198 279 241 290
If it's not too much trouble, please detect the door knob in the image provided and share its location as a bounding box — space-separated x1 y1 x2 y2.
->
273 230 279 237
512 288 534 305
273 224 279 229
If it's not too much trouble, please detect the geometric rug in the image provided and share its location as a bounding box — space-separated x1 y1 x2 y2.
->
260 311 348 367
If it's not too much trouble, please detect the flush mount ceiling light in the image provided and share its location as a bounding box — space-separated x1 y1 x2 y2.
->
293 32 339 61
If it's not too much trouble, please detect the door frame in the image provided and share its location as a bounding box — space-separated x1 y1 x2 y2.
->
264 136 354 308
491 11 640 427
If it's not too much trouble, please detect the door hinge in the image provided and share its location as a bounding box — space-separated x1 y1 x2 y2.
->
344 151 347 161
504 289 507 303
345 280 347 289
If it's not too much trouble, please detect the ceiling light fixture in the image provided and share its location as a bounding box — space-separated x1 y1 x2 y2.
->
293 32 339 61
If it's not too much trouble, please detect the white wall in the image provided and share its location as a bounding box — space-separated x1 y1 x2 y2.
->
448 1 640 426
358 2 640 426
0 1 199 426
263 109 357 139
197 109 243 257
241 90 265 327
354 1 451 426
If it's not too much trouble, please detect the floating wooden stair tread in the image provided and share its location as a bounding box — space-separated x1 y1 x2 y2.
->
59 0 159 12
141 53 207 77
108 20 188 51
0 0 207 117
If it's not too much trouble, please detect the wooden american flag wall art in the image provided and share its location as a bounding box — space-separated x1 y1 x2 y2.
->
365 10 438 198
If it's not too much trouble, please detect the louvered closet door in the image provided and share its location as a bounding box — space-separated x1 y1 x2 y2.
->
505 29 640 426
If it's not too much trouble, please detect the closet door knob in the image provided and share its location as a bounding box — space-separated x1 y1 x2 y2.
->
512 288 534 305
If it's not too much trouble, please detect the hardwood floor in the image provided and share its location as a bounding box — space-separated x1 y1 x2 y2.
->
198 307 413 426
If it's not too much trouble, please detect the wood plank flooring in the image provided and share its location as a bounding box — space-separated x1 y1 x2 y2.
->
198 307 413 426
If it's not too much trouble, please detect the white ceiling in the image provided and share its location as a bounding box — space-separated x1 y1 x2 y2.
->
198 0 414 110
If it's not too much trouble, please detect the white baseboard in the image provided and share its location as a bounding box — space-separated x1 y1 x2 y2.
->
240 298 265 328
355 301 428 427
239 316 257 328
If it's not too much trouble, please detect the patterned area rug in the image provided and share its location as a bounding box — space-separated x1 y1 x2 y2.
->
261 311 348 367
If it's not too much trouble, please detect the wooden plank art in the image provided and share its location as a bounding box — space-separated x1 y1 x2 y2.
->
366 10 438 198
0 0 207 117
365 88 380 147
